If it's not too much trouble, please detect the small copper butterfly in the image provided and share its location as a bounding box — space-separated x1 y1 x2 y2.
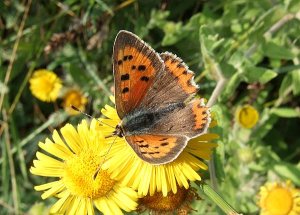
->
112 30 211 164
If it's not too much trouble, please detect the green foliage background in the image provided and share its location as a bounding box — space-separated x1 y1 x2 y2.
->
1 0 300 214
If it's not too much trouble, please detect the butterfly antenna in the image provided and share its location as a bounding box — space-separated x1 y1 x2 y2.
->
71 105 115 128
93 135 118 179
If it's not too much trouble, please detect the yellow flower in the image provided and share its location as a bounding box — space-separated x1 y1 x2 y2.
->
235 104 259 129
62 89 88 115
30 119 138 215
29 69 62 102
100 104 218 197
258 181 300 215
138 185 199 214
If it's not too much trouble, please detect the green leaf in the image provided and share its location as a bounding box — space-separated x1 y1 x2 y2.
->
243 66 277 84
148 10 170 29
200 26 224 57
273 163 300 186
262 41 295 60
200 182 238 214
219 62 236 78
271 107 300 118
279 73 293 97
286 0 300 13
291 70 300 96
222 72 240 99
161 22 184 46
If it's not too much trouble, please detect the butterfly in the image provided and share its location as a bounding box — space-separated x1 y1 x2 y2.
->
112 30 211 165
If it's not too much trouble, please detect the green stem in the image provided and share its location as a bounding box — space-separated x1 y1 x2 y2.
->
200 182 240 215
78 47 111 97
0 111 67 165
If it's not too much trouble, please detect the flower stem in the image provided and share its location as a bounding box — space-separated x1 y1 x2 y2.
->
199 182 240 215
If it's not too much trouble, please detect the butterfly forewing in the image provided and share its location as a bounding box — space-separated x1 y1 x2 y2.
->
139 52 198 110
125 134 188 164
113 31 164 118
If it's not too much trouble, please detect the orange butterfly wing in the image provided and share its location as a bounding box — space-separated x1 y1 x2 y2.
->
125 134 188 164
161 52 198 95
112 32 211 165
113 30 164 118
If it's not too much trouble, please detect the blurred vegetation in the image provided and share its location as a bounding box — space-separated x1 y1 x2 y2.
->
1 0 300 214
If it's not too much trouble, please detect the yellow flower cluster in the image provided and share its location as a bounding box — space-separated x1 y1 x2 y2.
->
29 69 87 115
235 104 259 129
29 69 62 102
31 104 218 214
258 181 300 215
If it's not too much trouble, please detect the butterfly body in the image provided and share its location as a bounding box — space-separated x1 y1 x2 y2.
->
119 102 185 136
112 30 211 165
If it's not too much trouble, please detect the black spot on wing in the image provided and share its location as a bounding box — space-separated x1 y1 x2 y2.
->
140 144 149 148
140 76 149 82
160 142 169 146
138 65 146 71
121 74 130 81
187 80 192 86
148 152 160 155
177 63 184 68
122 87 129 93
123 55 133 61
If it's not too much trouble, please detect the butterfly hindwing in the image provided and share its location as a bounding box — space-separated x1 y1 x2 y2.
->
149 99 211 138
139 52 198 110
125 134 188 164
113 30 165 118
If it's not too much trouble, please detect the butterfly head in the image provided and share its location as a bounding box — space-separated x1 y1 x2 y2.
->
112 123 124 138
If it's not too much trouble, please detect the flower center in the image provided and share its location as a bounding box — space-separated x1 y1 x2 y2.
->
63 148 115 199
237 105 259 128
65 91 82 106
140 186 188 211
265 187 293 215
40 78 56 94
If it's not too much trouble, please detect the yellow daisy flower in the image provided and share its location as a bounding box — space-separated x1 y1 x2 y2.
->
29 69 62 102
30 119 138 215
138 185 200 214
235 104 259 129
258 181 300 215
62 89 88 115
100 104 218 197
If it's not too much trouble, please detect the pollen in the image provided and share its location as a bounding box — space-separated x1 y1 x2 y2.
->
63 147 115 199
